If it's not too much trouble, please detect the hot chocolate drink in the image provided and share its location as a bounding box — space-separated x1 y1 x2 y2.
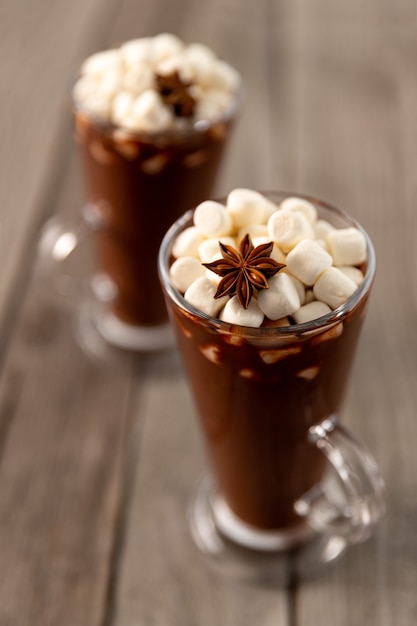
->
72 34 241 342
159 190 382 547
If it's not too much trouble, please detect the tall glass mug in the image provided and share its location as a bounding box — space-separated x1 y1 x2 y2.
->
39 34 241 353
158 191 385 581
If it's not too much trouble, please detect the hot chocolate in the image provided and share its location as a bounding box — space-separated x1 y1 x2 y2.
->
159 190 378 539
72 34 241 335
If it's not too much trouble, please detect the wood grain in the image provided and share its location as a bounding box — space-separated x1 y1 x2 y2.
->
1 0 416 624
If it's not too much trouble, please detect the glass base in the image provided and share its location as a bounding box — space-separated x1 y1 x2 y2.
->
188 474 348 585
76 298 175 361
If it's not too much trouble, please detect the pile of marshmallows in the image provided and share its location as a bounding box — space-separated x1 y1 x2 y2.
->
170 189 367 328
72 33 240 132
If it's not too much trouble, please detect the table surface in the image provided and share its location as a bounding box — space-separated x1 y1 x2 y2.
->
1 0 417 624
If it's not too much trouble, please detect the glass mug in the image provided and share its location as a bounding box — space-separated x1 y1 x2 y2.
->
158 192 385 580
38 63 242 353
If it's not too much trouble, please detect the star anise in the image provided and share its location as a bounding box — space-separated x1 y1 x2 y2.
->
154 71 196 118
203 234 286 309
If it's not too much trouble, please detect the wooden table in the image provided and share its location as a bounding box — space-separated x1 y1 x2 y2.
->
1 0 416 623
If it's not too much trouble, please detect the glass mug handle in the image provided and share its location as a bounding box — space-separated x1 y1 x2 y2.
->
294 415 385 543
37 203 115 305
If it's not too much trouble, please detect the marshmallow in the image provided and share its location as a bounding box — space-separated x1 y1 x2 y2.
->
123 64 154 94
81 49 122 76
194 89 231 122
183 43 216 84
285 239 333 286
99 69 124 96
257 273 301 320
120 38 153 65
193 200 233 237
313 267 357 309
171 226 205 258
227 188 277 229
112 91 134 125
293 301 332 324
326 227 367 266
237 224 268 241
198 237 235 263
210 60 241 93
280 196 318 223
288 275 305 305
151 33 185 64
73 74 100 104
267 210 314 252
270 243 286 264
338 265 364 286
125 90 173 132
315 218 335 240
80 93 112 121
169 256 206 292
219 296 264 328
184 277 228 316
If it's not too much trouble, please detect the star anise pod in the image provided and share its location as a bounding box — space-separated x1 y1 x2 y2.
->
203 234 286 309
154 71 196 117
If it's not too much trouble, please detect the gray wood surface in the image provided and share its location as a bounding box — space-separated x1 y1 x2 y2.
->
1 0 416 624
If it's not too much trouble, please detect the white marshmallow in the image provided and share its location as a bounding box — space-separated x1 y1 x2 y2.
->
313 267 357 309
171 226 205 258
99 69 124 96
288 274 305 305
151 33 184 64
280 196 317 223
219 296 264 328
227 188 277 229
267 210 314 252
184 277 228 316
120 38 153 65
326 227 367 266
111 91 135 125
270 243 286 264
193 201 233 237
156 54 193 83
126 90 173 132
183 43 216 84
73 74 100 104
257 273 301 320
81 49 122 76
337 265 364 286
169 256 206 293
315 218 335 240
209 60 241 93
123 64 154 94
293 301 332 324
285 239 333 286
198 237 235 263
237 224 268 241
81 93 112 120
194 89 231 122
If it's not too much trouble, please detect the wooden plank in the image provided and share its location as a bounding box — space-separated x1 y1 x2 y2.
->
0 0 119 339
272 0 417 623
0 279 143 625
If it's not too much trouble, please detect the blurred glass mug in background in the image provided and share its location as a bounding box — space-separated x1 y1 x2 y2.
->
158 190 385 581
38 34 242 352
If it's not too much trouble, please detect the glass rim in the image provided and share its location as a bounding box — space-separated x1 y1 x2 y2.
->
158 191 376 338
70 63 244 140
